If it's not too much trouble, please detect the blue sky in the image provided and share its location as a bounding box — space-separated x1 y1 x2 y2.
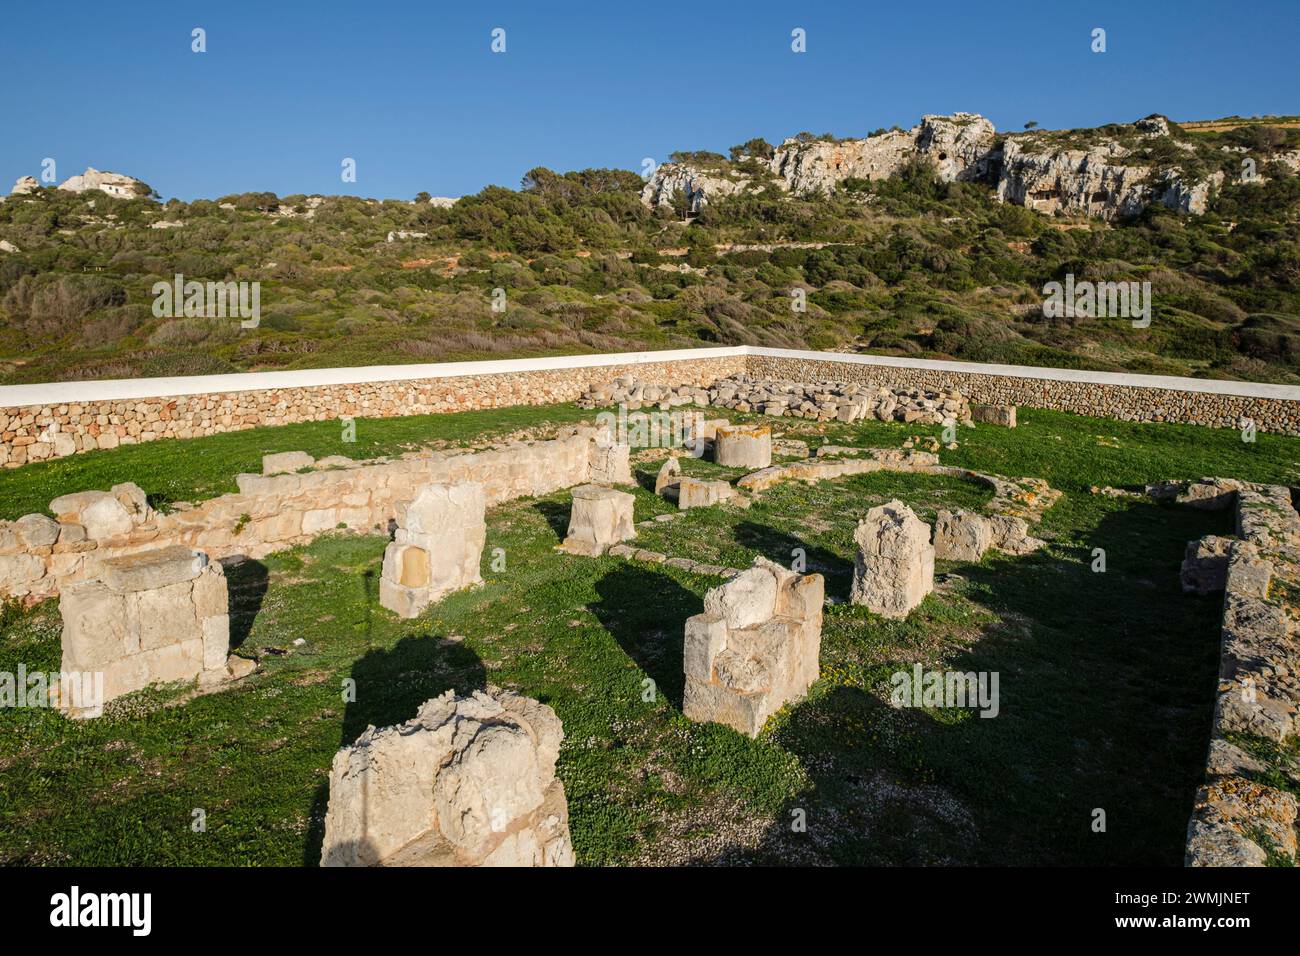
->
2 0 1297 201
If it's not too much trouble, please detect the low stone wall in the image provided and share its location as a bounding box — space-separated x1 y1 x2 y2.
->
0 426 620 601
1184 482 1300 866
0 353 745 468
2 347 1298 469
746 351 1300 435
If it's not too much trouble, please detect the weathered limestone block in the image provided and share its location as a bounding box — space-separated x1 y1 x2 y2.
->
933 510 993 561
559 485 635 556
379 481 486 619
1181 536 1232 595
263 450 315 475
320 688 575 867
714 424 772 469
677 477 735 510
654 456 682 499
971 404 1017 427
14 514 60 548
49 490 135 540
58 545 233 717
683 556 823 737
851 500 934 618
986 515 1044 555
589 435 632 486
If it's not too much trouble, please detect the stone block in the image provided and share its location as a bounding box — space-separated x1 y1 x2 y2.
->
320 688 574 867
851 500 933 618
1181 536 1232 595
714 424 772 469
677 476 734 510
97 545 206 593
971 404 1017 427
379 481 486 619
263 450 315 475
560 485 635 557
933 510 993 562
683 556 823 737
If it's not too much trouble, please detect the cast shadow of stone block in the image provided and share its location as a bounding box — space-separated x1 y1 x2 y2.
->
301 633 486 865
588 563 702 710
220 556 268 653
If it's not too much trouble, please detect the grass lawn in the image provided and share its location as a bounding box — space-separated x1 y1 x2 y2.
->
1 403 1297 865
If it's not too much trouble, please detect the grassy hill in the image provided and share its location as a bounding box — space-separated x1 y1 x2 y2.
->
1 116 1298 386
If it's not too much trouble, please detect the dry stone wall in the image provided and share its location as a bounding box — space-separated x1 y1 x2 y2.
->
0 355 744 468
2 349 1298 470
0 426 621 601
1182 482 1300 866
746 353 1300 435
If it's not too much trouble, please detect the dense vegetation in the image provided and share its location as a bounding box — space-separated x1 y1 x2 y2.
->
1 117 1298 385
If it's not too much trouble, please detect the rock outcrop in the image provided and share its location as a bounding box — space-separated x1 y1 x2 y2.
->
10 176 40 196
771 113 997 195
320 688 575 867
57 167 155 200
642 112 1238 222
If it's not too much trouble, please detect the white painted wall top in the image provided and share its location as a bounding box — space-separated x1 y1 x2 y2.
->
1 346 1297 406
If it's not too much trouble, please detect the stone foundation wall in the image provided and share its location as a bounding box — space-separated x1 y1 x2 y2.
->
746 353 1300 435
0 427 612 601
1184 483 1300 866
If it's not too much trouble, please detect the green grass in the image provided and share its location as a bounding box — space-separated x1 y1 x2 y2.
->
1 402 1298 865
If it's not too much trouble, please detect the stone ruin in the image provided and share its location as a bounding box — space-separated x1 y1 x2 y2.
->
1172 480 1300 866
971 404 1017 428
578 372 972 425
379 481 486 619
683 556 823 737
851 500 934 618
714 423 772 469
932 509 1043 561
560 485 636 556
0 425 629 604
320 687 574 867
57 545 247 717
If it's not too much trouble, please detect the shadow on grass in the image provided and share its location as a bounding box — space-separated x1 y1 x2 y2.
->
702 498 1230 866
532 499 571 544
732 520 853 598
300 632 487 866
589 563 702 710
221 557 268 652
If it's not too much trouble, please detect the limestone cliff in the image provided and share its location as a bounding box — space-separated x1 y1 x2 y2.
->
641 112 1242 222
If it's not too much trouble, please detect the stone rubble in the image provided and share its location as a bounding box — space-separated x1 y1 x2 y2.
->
320 688 575 867
683 556 824 737
379 482 486 619
578 373 971 426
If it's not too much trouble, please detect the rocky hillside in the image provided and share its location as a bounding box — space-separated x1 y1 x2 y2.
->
0 114 1297 387
643 113 1300 222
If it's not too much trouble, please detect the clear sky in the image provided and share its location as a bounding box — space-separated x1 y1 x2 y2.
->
3 0 1297 201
